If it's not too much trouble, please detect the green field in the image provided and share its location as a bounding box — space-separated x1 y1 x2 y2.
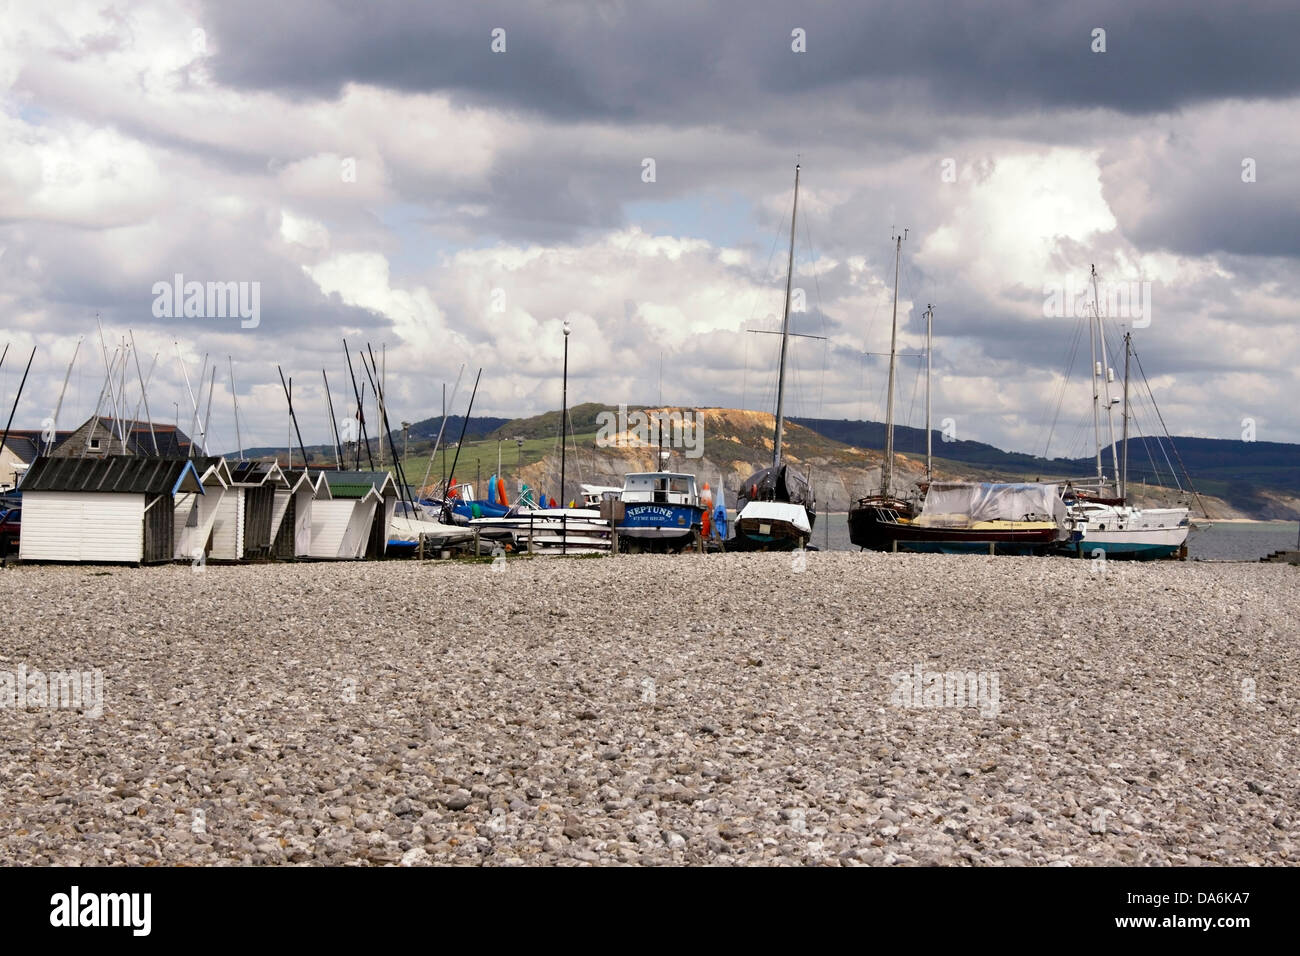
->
386 432 599 493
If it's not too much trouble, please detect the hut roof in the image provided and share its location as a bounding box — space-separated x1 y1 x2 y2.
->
20 456 204 495
320 470 397 499
227 459 290 488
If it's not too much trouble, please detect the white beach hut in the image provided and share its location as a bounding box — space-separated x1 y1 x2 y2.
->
19 456 205 564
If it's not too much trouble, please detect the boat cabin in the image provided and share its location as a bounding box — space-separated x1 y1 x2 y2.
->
620 472 700 506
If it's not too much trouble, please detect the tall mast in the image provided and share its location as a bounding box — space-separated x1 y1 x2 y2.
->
1087 266 1103 484
322 369 343 470
175 343 199 458
48 337 83 455
1092 266 1121 492
772 163 801 470
228 355 242 460
130 333 158 454
882 229 906 497
202 365 216 458
924 304 933 484
1121 331 1131 500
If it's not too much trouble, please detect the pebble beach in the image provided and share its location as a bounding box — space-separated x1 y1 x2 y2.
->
1 553 1296 866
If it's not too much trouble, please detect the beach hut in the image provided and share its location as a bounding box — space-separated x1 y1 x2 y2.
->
310 471 398 559
173 457 232 563
270 469 322 559
208 460 292 561
18 456 204 564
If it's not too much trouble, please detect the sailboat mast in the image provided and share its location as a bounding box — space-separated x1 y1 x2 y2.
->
924 304 933 484
882 230 905 497
1121 331 1131 500
1088 266 1103 485
229 355 242 459
772 162 800 471
48 337 83 455
1092 267 1121 491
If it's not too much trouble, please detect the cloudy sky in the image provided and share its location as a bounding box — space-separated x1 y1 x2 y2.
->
2 0 1297 460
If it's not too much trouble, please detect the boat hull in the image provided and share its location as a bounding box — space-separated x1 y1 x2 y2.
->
616 502 702 541
847 499 916 551
1059 505 1189 560
732 501 814 551
851 507 1063 555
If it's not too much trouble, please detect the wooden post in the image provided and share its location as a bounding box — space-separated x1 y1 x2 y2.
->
989 542 995 556
474 527 480 557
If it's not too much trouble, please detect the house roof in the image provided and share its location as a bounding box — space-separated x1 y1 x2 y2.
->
20 456 204 495
4 419 193 460
1 431 77 463
89 418 193 456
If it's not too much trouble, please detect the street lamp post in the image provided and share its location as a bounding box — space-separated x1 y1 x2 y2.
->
401 421 411 465
560 320 570 510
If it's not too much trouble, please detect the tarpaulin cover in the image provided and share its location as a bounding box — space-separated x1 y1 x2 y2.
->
916 482 1066 528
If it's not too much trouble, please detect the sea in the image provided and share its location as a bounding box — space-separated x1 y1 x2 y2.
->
806 516 1299 562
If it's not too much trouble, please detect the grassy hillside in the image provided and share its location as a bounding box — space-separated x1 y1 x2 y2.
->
231 406 1295 518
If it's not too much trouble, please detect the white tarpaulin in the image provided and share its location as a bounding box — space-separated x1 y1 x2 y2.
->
736 501 812 534
917 482 1066 528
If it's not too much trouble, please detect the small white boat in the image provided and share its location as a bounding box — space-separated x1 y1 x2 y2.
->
1066 500 1189 559
469 509 613 554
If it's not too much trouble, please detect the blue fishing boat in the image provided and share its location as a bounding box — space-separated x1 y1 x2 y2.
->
616 472 705 551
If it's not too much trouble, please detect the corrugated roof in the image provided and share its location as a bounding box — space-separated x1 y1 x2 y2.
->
20 456 203 495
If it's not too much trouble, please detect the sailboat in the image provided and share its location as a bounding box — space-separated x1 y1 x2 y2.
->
732 163 818 551
847 233 922 549
848 286 1071 554
1057 266 1190 559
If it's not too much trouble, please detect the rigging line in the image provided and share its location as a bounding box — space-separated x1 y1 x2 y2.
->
905 354 922 433
1042 313 1087 459
819 336 828 421
565 407 586 488
741 329 748 412
1131 346 1207 513
1129 415 1165 490
799 204 830 419
742 186 797 412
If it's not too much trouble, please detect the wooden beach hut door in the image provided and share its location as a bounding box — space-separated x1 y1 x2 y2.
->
142 493 175 564
293 483 313 555
243 484 275 558
209 490 246 560
343 499 378 559
269 487 294 558
173 488 223 561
